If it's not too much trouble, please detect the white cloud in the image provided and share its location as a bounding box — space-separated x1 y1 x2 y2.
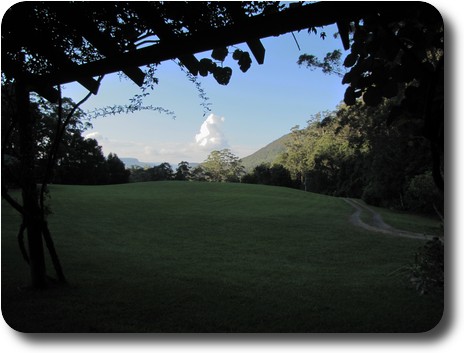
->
194 113 229 150
84 131 106 141
80 113 237 164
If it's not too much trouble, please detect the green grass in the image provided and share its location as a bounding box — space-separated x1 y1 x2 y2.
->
1 182 443 332
355 199 442 236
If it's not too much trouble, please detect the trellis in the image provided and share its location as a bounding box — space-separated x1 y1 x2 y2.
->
2 1 400 101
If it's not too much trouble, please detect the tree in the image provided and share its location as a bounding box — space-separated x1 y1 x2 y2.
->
174 161 192 181
150 162 174 181
107 153 130 184
279 126 310 190
190 165 209 182
277 98 439 211
54 136 108 185
1 88 101 286
202 149 245 182
243 163 294 188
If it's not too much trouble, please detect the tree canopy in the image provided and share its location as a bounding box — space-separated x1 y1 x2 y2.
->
298 3 443 190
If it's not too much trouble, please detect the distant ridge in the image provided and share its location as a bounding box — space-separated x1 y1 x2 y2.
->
121 158 200 169
120 158 158 168
241 133 291 172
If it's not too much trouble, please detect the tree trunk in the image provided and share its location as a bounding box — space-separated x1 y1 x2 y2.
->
16 80 47 288
42 221 66 283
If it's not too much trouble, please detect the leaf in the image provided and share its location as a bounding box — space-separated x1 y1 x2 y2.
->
232 49 243 60
342 71 352 84
343 53 358 68
344 86 357 106
238 51 251 72
212 66 232 85
198 58 212 77
211 47 228 62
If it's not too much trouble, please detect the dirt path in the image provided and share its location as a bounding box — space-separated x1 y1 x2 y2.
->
342 198 437 241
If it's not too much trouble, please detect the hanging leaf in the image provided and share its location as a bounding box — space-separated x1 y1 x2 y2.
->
343 53 358 68
213 66 232 85
238 51 251 72
198 58 213 77
232 49 243 60
342 71 352 84
211 47 228 62
344 86 357 106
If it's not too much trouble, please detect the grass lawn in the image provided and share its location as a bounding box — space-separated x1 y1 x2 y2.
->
1 182 443 332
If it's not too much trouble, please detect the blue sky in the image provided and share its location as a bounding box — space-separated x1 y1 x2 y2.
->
63 24 347 165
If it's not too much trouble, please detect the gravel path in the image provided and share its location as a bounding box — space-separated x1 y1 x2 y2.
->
343 198 438 241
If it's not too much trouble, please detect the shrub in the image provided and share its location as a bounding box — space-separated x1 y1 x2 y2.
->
404 171 443 214
408 237 444 295
361 182 383 206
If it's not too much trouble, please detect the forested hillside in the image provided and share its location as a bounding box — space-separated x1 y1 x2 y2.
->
240 133 291 172
241 100 443 215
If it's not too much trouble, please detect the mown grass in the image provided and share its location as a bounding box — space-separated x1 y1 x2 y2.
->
355 198 442 236
1 182 443 332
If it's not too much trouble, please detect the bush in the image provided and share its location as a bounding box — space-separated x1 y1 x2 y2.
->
361 182 384 206
408 237 444 295
404 171 443 214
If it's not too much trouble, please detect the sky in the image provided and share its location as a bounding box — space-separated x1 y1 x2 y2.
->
62 24 347 165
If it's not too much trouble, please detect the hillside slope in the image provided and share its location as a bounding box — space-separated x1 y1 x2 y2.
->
241 133 291 171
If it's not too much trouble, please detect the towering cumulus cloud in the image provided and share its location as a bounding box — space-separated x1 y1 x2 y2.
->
195 113 228 149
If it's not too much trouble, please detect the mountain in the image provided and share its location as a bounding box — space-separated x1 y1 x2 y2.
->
240 133 291 172
120 158 158 168
120 158 200 169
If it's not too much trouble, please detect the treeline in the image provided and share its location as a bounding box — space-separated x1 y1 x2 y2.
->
276 101 443 214
129 150 245 183
128 149 297 191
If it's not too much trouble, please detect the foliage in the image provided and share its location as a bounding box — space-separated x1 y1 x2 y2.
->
107 153 131 184
201 149 245 182
190 165 209 182
2 89 130 187
404 172 443 214
151 162 174 181
407 238 444 295
52 136 107 185
297 50 345 76
240 133 291 172
279 111 360 194
129 162 174 182
174 161 192 181
297 5 443 192
242 163 294 188
277 99 439 213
